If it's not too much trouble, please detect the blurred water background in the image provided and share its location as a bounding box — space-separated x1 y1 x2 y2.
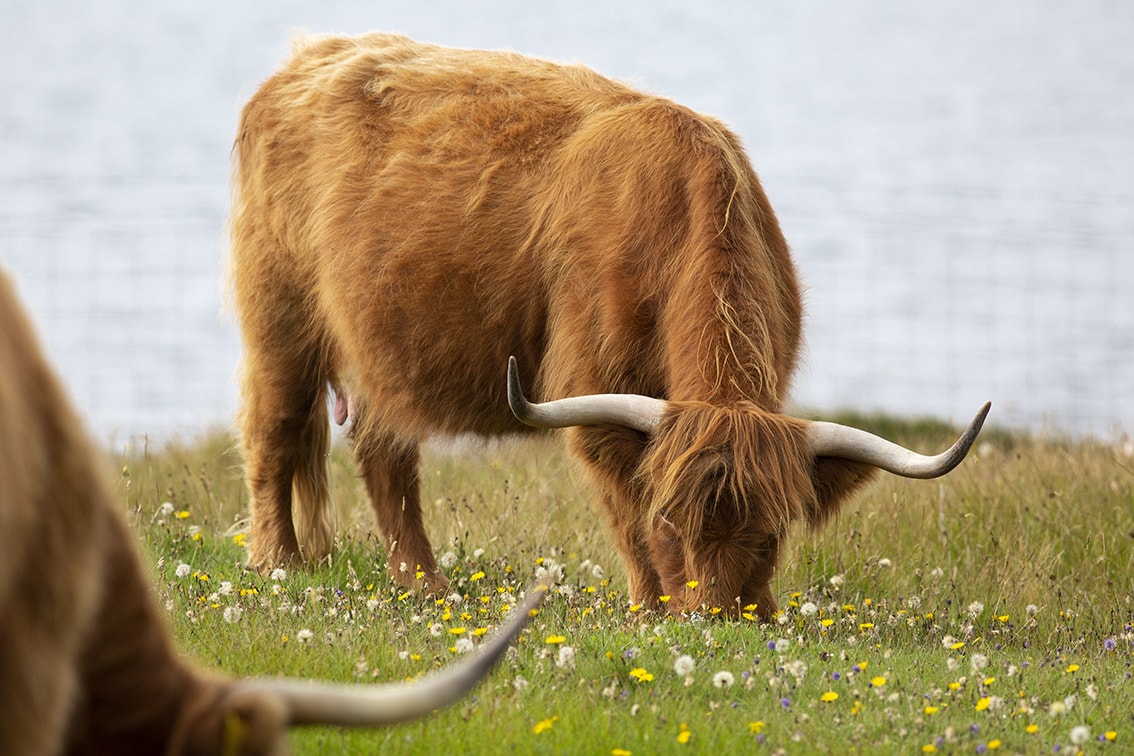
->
2 0 1131 443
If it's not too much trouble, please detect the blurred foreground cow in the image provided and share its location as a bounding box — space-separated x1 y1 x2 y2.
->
230 33 989 618
0 271 545 756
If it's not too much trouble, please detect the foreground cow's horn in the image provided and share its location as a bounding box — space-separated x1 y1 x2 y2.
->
807 401 992 478
232 579 550 727
507 356 667 434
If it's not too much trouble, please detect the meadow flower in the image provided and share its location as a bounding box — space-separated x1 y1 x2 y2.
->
557 646 576 669
673 655 696 677
1069 726 1090 746
712 671 735 688
629 667 654 683
296 628 314 644
159 501 174 517
175 563 191 578
676 723 691 744
268 567 286 582
967 601 984 618
820 691 838 702
223 606 242 624
829 574 844 588
532 716 557 734
877 558 892 568
545 634 566 644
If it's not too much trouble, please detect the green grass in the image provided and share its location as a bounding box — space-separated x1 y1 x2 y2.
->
111 418 1134 754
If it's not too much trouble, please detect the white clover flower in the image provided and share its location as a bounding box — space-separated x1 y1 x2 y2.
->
673 655 696 677
439 551 458 569
454 637 475 655
712 671 735 689
223 606 243 624
218 581 234 596
800 602 818 617
1069 725 1090 745
967 601 984 618
556 645 576 669
159 501 175 517
175 563 191 578
296 628 314 644
270 567 287 582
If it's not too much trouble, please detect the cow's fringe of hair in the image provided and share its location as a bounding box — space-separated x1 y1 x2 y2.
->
640 402 813 543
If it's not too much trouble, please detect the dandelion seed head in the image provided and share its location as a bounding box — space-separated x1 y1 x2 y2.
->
712 671 735 689
223 606 242 624
296 628 314 644
673 655 696 676
1069 726 1090 746
967 602 984 618
877 558 892 568
556 645 576 669
454 637 475 654
159 501 174 517
439 551 458 569
970 653 988 673
800 601 818 617
175 563 191 578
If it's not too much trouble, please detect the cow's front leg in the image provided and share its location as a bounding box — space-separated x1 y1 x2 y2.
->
568 426 665 609
354 435 448 594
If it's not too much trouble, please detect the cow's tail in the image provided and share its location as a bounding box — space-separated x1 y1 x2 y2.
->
292 396 336 563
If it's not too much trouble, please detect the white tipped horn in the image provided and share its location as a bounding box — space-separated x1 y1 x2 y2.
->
507 356 667 434
234 580 551 727
807 402 991 478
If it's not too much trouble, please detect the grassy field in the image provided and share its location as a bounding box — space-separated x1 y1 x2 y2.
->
111 416 1133 754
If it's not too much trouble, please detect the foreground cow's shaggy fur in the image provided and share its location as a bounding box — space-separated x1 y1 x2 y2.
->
230 33 987 618
0 271 544 756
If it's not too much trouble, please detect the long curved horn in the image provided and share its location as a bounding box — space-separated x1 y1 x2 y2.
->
507 356 667 434
807 401 991 479
234 580 551 727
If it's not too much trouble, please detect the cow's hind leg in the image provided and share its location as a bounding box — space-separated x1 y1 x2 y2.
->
239 332 334 570
353 434 448 594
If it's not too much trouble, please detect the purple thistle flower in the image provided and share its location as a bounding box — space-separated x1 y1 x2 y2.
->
781 698 791 708
767 640 777 650
832 672 841 681
1104 637 1117 651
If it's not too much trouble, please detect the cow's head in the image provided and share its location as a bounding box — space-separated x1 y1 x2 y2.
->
507 357 989 618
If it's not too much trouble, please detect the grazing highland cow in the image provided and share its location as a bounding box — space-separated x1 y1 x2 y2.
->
0 270 546 756
230 33 989 618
